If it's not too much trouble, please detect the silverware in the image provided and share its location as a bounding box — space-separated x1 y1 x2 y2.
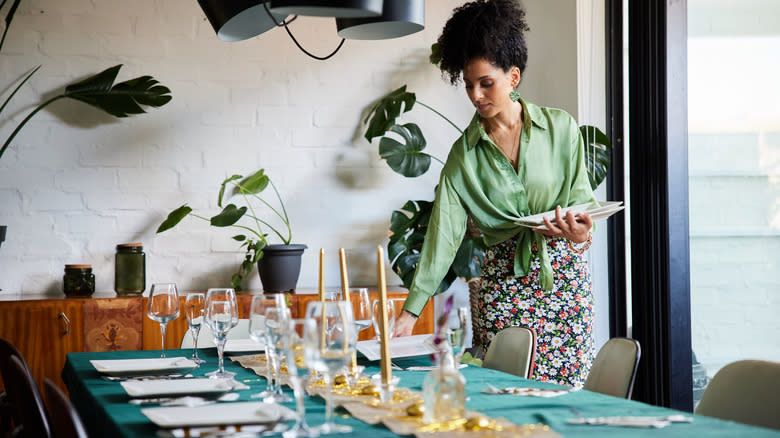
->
130 392 239 406
102 373 195 382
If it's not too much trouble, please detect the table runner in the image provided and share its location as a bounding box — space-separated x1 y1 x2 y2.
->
63 348 780 437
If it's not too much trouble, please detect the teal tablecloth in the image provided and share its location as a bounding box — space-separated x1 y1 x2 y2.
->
62 348 780 437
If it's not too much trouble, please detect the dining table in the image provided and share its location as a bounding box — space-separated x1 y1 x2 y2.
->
62 347 780 437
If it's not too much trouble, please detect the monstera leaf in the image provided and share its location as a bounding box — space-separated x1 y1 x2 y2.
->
1 64 172 160
363 85 416 142
379 123 432 178
580 125 612 190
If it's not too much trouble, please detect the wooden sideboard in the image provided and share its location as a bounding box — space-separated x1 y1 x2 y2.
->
0 291 433 393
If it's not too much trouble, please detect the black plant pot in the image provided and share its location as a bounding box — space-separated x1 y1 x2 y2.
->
0 225 6 249
257 244 307 293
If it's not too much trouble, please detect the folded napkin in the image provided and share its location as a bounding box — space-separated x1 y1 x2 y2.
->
121 377 248 397
482 386 572 397
91 357 196 374
567 415 693 428
141 401 294 428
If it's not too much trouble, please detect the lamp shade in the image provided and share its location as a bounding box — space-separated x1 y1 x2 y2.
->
336 0 424 40
269 0 383 18
198 0 285 42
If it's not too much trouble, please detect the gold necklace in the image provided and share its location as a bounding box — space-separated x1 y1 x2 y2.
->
486 121 522 167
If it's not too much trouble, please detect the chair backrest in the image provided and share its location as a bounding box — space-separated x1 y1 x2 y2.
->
0 338 25 434
43 379 88 438
582 337 640 398
695 359 780 430
482 326 537 379
181 319 251 348
5 355 52 438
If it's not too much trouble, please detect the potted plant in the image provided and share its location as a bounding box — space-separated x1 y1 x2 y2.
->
156 168 306 292
360 82 611 293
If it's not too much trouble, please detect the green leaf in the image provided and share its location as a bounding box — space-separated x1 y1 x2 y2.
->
452 236 486 281
429 42 442 67
379 123 431 178
64 65 172 118
363 85 416 142
579 125 612 190
238 169 269 195
156 205 192 233
232 235 246 241
231 274 243 291
210 204 247 227
386 200 434 289
461 352 483 367
218 174 243 207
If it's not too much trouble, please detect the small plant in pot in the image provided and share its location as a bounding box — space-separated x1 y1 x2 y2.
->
156 168 306 292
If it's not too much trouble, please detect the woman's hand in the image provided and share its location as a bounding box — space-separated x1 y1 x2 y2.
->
535 206 593 243
393 310 418 337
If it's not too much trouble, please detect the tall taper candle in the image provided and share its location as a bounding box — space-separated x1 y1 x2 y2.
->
377 245 392 384
339 248 351 304
318 248 325 301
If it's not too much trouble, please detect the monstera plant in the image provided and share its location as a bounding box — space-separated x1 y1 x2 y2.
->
361 85 612 294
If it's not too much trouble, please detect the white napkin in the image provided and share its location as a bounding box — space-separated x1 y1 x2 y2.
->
121 378 248 397
91 357 197 374
141 401 294 428
223 338 264 352
567 415 693 428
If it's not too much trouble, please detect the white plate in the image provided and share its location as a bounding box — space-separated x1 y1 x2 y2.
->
356 334 438 362
121 378 237 397
90 357 197 376
513 201 624 229
141 401 293 428
222 339 264 353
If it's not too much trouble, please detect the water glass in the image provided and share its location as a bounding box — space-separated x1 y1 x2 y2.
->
204 288 238 379
248 293 286 400
304 301 356 434
351 288 372 334
146 283 180 358
184 293 206 364
264 306 292 403
279 318 317 438
372 299 395 339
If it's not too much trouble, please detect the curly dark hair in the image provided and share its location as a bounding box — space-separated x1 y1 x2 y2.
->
435 0 530 85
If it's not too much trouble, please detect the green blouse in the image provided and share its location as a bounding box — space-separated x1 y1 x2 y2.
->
402 98 596 316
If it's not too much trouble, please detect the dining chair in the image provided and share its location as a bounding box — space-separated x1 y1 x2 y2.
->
5 355 52 438
181 318 251 348
694 359 780 430
582 337 640 399
1 338 25 436
482 326 537 378
43 379 88 438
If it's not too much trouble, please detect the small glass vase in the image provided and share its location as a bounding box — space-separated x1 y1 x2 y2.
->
422 347 466 424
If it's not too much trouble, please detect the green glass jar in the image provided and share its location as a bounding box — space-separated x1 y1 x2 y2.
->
63 264 95 297
115 243 145 296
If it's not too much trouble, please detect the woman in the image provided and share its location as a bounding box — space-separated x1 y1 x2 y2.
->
393 0 597 387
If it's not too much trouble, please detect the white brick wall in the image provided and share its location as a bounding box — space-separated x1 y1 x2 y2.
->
0 0 606 329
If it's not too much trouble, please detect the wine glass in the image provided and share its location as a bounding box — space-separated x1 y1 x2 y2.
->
322 290 341 301
146 283 180 358
248 294 285 400
184 293 206 364
351 288 372 335
204 288 238 379
372 299 395 339
264 306 293 403
279 318 317 438
304 301 356 434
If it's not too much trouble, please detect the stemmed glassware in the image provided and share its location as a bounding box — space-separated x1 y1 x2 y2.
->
204 288 238 379
146 283 180 358
351 288 372 335
184 293 206 364
448 307 469 365
278 318 318 438
248 293 288 401
264 306 293 403
372 299 395 339
303 301 357 434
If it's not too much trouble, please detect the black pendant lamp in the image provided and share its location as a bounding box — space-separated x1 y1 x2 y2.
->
269 0 383 18
198 0 285 42
336 0 424 40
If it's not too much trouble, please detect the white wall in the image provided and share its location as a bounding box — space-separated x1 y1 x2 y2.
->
0 0 607 337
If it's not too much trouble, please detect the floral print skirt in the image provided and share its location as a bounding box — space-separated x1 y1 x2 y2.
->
474 236 594 387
